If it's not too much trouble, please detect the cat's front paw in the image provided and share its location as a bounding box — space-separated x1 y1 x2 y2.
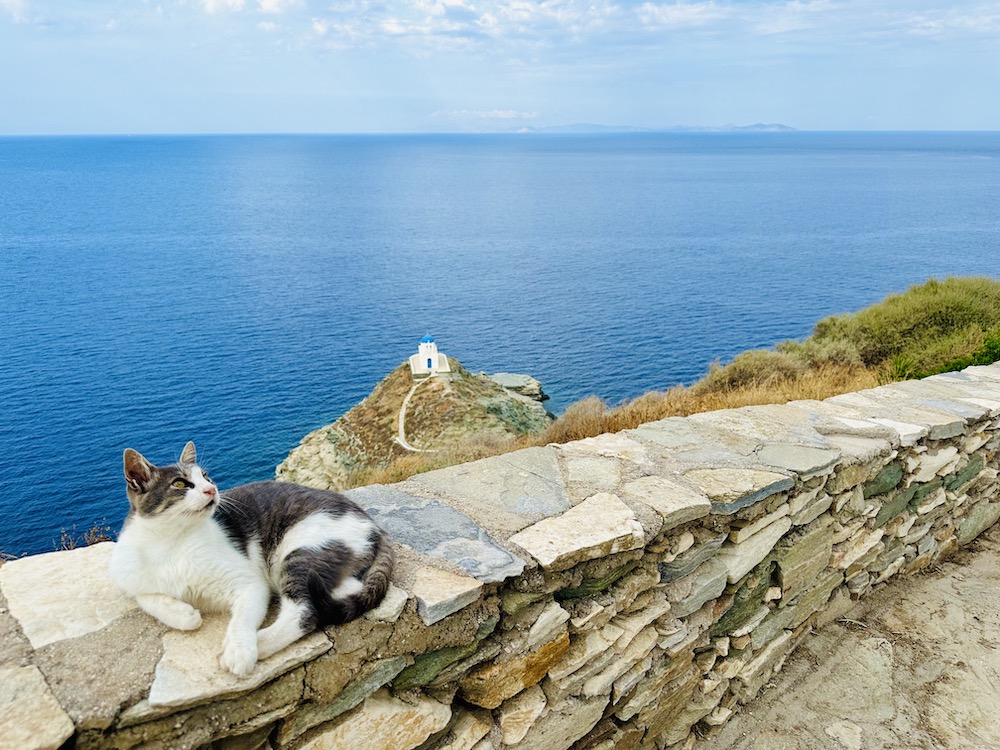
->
220 637 258 677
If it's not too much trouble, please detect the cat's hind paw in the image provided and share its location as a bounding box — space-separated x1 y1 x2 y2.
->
173 607 203 631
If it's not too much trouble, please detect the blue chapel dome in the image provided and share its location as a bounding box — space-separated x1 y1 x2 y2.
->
421 335 435 344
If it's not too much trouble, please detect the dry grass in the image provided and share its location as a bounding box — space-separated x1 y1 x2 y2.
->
341 362 880 489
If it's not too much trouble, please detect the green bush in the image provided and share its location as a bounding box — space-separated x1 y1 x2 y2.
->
808 277 1000 375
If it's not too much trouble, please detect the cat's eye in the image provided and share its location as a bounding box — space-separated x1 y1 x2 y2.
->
171 479 189 489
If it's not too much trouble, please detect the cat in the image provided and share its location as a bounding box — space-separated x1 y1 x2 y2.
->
109 441 394 677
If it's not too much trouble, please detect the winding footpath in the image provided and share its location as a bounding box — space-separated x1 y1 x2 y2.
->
394 378 437 453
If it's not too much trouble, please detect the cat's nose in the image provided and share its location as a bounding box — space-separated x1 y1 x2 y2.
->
205 485 217 497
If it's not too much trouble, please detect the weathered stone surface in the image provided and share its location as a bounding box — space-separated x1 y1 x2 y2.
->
147 614 331 708
434 708 492 750
548 622 625 685
364 583 409 623
717 517 792 584
755 444 841 477
345 485 525 582
911 447 960 484
957 501 1000 545
0 542 135 649
555 559 639 601
565 433 650 464
618 476 711 531
862 461 904 498
684 468 794 515
281 656 408 743
0 665 74 750
527 601 570 649
498 684 547 744
730 505 790 544
33 609 165 730
508 493 645 571
508 693 609 750
459 631 570 709
664 558 728 618
406 447 570 536
660 532 727 582
774 517 835 601
830 529 885 571
300 688 451 750
412 567 484 626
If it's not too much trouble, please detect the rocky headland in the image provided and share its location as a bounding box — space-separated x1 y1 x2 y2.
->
276 360 552 490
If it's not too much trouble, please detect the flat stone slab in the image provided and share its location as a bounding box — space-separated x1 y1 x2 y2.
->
406 447 570 536
346 485 525 582
146 615 331 708
618 476 711 531
0 665 75 750
508 493 645 572
716 517 793 584
0 542 136 649
301 688 451 750
755 444 841 478
411 566 484 625
683 468 795 515
563 433 650 464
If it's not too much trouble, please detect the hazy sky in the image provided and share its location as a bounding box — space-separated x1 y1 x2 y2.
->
2 0 998 134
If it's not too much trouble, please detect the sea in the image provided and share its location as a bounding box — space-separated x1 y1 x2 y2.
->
2 131 998 555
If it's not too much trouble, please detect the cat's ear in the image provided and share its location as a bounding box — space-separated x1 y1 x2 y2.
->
124 449 153 492
180 441 197 465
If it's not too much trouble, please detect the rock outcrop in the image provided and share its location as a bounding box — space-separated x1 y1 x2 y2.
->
276 360 552 490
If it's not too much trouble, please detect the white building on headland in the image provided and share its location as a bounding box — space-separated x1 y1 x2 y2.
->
409 335 452 378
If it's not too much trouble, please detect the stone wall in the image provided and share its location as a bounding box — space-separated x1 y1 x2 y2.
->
3 364 1000 750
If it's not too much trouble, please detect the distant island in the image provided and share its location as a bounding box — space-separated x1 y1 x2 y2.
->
513 123 798 134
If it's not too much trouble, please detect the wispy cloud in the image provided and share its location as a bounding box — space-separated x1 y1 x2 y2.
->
200 0 246 13
637 1 727 31
1 0 26 22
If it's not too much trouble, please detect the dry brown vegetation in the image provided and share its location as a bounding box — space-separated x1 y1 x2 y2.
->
352 276 1000 487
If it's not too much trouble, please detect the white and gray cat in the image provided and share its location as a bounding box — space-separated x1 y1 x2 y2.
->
109 442 393 676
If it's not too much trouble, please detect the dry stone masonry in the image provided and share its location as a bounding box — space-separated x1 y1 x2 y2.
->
3 364 1000 750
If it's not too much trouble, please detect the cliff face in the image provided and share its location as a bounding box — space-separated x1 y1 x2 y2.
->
276 359 552 490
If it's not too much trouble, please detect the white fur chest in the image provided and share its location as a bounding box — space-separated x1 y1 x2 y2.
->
110 518 264 613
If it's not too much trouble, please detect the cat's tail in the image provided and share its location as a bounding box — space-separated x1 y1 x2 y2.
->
311 532 395 626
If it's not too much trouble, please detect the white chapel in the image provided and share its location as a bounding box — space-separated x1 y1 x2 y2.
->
409 335 452 378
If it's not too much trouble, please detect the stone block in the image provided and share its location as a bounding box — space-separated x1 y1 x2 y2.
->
459 631 570 709
957 500 1000 545
663 558 728 619
755 443 841 478
498 684 547 745
774 517 834 601
147 614 331 709
406 447 570 536
729 504 790 544
862 460 904 498
412 567 484 626
507 693 609 750
299 688 451 750
659 532 727 582
716 517 792 584
508 493 645 572
684 468 794 515
618 476 711 531
0 665 74 750
0 543 135 650
345 485 525 583
281 656 408 743
433 709 492 750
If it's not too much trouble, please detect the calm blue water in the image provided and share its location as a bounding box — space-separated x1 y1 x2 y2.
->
2 132 998 555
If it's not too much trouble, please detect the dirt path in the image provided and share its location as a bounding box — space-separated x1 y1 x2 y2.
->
395 378 437 453
697 523 1000 750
